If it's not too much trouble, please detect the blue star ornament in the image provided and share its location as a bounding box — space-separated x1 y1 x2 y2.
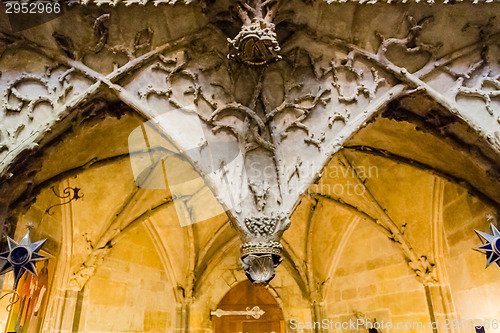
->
474 223 500 269
0 232 48 289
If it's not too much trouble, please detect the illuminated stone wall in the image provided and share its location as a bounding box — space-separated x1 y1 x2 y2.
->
0 1 498 333
443 182 500 329
326 221 431 333
76 226 176 333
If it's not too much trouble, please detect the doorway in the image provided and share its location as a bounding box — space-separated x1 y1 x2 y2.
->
213 281 285 333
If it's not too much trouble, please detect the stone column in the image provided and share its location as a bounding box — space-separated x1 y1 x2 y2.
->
175 301 191 333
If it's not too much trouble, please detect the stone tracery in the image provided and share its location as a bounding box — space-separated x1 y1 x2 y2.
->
0 0 499 293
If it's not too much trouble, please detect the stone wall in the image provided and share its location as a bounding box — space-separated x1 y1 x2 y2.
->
76 225 177 333
326 221 431 333
0 1 499 333
443 182 500 333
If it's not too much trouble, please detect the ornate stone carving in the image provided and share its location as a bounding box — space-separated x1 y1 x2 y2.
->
408 256 438 286
248 181 270 212
241 240 282 256
444 19 500 123
228 1 281 66
1 2 500 287
240 215 289 283
244 216 277 236
241 253 282 284
64 0 492 5
67 266 96 291
229 19 281 66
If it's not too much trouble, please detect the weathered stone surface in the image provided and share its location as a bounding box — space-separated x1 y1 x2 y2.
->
0 1 499 332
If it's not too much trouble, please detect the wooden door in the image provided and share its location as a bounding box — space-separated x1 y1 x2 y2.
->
213 281 285 333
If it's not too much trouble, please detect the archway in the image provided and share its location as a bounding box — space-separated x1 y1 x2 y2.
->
213 281 285 333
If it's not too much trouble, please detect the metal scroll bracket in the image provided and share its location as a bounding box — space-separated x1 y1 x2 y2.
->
211 306 265 319
46 186 83 215
0 290 20 312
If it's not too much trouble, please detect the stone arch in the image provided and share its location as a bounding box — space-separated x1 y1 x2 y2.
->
1 0 500 294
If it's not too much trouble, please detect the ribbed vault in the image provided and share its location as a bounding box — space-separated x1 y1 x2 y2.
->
0 1 500 332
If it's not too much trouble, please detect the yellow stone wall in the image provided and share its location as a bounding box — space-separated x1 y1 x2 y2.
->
76 226 177 333
443 182 500 333
325 221 432 333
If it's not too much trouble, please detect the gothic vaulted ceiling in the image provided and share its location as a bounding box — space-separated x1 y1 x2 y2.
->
0 0 499 296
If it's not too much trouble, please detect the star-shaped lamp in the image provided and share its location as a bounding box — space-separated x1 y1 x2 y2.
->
474 223 500 268
0 232 48 289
